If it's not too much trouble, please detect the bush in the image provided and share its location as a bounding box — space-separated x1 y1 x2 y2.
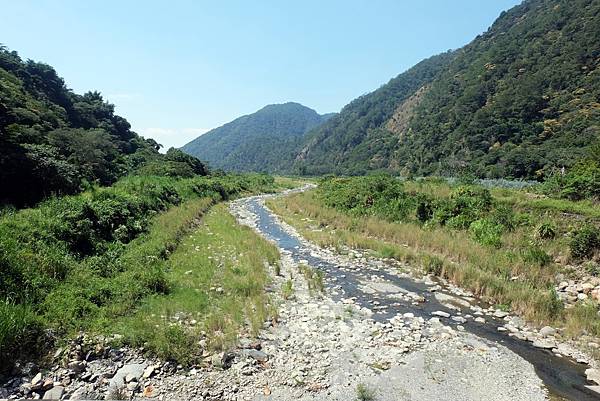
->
521 245 552 267
422 254 443 275
536 222 557 240
570 225 600 259
490 205 517 231
469 219 503 248
415 199 433 223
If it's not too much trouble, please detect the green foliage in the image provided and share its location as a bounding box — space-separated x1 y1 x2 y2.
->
570 225 600 260
318 175 417 222
0 173 277 371
536 222 557 240
210 0 600 181
281 279 294 300
521 244 552 267
422 254 443 276
469 219 503 248
182 102 334 172
0 46 208 207
542 159 600 201
433 185 494 228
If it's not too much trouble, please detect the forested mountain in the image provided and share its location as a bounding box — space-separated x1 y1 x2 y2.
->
0 46 206 206
181 102 334 172
293 0 600 178
294 52 455 175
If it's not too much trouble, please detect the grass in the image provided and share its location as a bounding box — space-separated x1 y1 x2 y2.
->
266 189 600 338
281 279 294 300
0 173 283 371
111 204 280 364
298 264 325 295
356 383 376 401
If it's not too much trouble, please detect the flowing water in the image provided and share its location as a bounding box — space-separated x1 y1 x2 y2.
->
242 197 599 401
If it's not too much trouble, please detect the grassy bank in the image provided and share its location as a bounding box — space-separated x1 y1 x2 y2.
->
266 179 600 338
0 173 279 372
112 204 279 364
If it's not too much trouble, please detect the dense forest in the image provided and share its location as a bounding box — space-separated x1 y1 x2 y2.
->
182 102 334 172
183 0 600 181
0 46 206 207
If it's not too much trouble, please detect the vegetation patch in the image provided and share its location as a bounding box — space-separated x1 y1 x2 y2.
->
267 178 600 339
0 173 278 372
112 204 280 364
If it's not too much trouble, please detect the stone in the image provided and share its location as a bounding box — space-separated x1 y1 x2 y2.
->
109 363 146 389
143 385 157 398
432 311 450 318
451 316 466 323
68 360 86 373
43 386 64 400
493 310 509 318
532 339 555 349
242 349 269 362
586 368 600 385
578 293 589 301
539 326 556 337
31 372 42 386
474 317 486 323
142 365 155 379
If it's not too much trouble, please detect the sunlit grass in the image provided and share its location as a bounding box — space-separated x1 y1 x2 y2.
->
111 203 280 364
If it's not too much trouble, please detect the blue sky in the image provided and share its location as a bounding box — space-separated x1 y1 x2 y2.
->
2 0 521 149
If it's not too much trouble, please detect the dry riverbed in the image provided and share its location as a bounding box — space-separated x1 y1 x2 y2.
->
2 189 598 400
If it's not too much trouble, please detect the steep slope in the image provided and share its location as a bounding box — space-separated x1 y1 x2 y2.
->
394 0 600 179
0 46 206 206
294 52 455 175
293 0 600 179
182 102 334 172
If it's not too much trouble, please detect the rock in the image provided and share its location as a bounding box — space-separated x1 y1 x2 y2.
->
432 311 450 318
474 317 486 323
31 372 42 386
125 372 138 383
41 378 54 391
582 283 595 293
109 363 146 389
493 310 509 318
242 349 268 362
43 386 64 400
586 368 600 385
142 365 155 379
578 293 589 301
539 326 556 337
532 339 555 349
451 316 466 323
68 360 86 373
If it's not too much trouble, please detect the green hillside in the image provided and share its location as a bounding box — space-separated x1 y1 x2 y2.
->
181 102 334 172
289 0 600 179
0 46 206 207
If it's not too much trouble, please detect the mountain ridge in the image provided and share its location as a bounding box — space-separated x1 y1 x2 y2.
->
182 102 334 172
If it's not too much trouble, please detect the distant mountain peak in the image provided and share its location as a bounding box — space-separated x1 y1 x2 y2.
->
181 102 335 172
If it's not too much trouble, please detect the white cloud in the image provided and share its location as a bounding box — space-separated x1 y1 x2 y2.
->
138 127 209 151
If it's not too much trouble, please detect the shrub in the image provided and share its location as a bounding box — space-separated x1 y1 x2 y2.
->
415 199 433 223
521 245 552 267
490 205 517 231
570 225 600 259
422 254 443 275
469 219 503 248
536 222 557 240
